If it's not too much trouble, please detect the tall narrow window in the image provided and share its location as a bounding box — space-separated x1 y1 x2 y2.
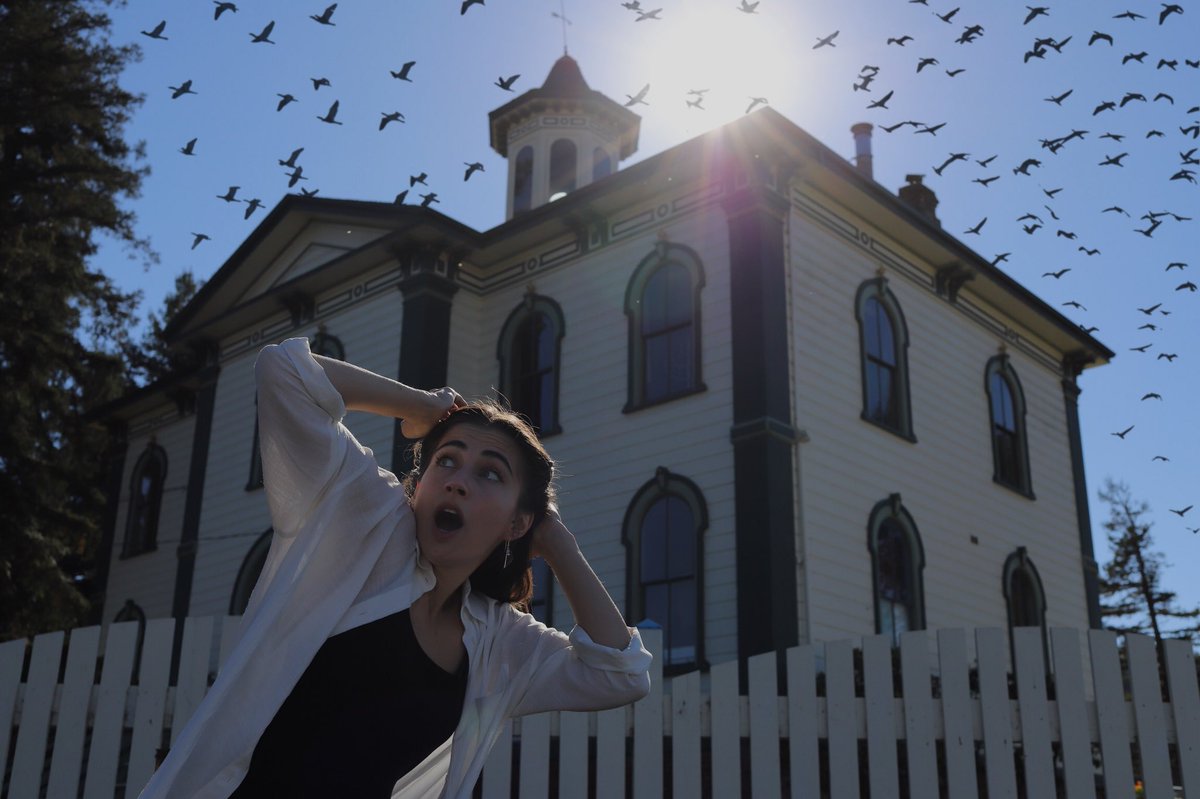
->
123 443 167 557
1003 547 1049 672
624 242 706 411
513 146 534 214
497 295 565 436
867 495 926 647
985 356 1033 497
623 468 707 673
549 139 576 199
310 329 344 360
855 278 914 440
593 147 612 181
231 529 273 615
529 557 554 625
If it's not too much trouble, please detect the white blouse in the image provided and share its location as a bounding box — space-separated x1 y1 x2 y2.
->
138 337 652 799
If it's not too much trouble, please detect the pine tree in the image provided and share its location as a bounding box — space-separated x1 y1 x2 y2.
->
1098 479 1200 650
123 270 203 386
0 1 152 639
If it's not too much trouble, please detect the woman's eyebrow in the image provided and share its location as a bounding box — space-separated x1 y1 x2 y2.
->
440 439 514 476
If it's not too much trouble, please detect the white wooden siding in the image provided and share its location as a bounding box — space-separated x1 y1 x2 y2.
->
788 196 1089 649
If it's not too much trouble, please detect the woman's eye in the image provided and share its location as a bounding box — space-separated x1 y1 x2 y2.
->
482 468 502 482
436 454 455 467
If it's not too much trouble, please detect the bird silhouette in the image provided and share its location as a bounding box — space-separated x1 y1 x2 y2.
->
1111 425 1134 438
887 35 913 46
379 111 405 130
934 152 968 174
1159 4 1184 24
1023 6 1049 24
1099 152 1128 167
1113 10 1144 19
249 21 276 43
1139 323 1159 330
393 190 408 204
956 25 983 44
1176 281 1198 292
813 30 839 49
299 187 319 197
1079 246 1101 255
1092 101 1116 115
737 0 759 13
179 137 197 156
286 166 307 187
945 67 966 77
419 192 439 207
317 100 343 124
276 93 297 111
964 216 987 234
917 122 946 135
391 62 416 81
310 4 337 25
1042 268 1070 278
461 0 484 14
213 2 238 20
745 97 768 114
991 253 1011 265
1138 303 1163 315
463 162 484 181
916 57 939 72
1122 51 1148 64
141 20 168 40
972 175 1000 186
190 232 210 250
1141 392 1163 400
625 84 650 107
1165 262 1188 271
217 186 241 202
635 8 663 21
169 80 197 99
278 147 303 168
410 172 428 187
686 96 705 110
243 198 263 219
1045 89 1073 105
935 7 960 23
1023 223 1042 234
868 90 894 109
976 154 997 167
495 74 520 91
1013 158 1041 175
311 77 331 91
1157 353 1178 361
1129 344 1152 352
1088 31 1114 46
1169 505 1193 517
1062 300 1086 310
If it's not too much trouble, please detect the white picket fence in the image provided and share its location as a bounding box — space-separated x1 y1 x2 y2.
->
0 620 1196 798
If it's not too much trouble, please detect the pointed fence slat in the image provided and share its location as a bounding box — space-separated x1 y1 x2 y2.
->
1049 628 1097 799
863 635 899 799
1089 629 1134 799
125 619 175 798
976 628 1018 799
899 631 938 799
1013 627 1055 799
786 644 820 799
558 710 589 798
0 638 26 787
670 670 702 798
173 616 214 744
9 630 64 797
518 712 550 799
1126 633 1173 797
595 705 626 799
633 625 662 799
710 658 741 799
748 651 782 797
482 718 514 799
1163 638 1200 797
82 622 139 799
825 638 860 799
46 626 101 799
938 628 979 798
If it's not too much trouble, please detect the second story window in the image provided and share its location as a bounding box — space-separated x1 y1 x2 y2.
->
855 278 914 440
497 294 565 436
985 355 1034 498
123 443 167 557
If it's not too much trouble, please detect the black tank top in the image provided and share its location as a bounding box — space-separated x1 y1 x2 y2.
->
229 608 468 797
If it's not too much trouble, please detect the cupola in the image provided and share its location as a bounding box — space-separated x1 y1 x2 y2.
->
488 55 641 219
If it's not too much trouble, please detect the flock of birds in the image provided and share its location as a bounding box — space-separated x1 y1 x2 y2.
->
128 2 1195 538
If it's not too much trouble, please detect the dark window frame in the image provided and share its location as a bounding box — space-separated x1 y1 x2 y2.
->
549 138 577 198
122 443 168 558
496 294 565 437
513 146 534 214
984 355 1035 499
230 529 274 615
1002 546 1050 674
623 241 707 413
622 467 708 675
866 494 927 647
854 278 915 442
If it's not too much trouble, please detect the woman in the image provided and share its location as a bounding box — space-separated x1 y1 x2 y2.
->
140 337 651 798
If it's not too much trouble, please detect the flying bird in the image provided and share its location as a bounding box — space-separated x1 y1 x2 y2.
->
179 137 197 156
419 192 440 207
635 8 663 21
945 68 966 76
410 172 428 187
1042 268 1070 278
1013 158 1041 175
1122 51 1148 64
916 56 939 72
463 162 484 181
169 80 197 99
1141 392 1163 400
745 97 768 114
935 6 960 23
868 90 894 109
737 0 759 13
213 2 238 19
1023 6 1049 24
278 147 303 168
1169 505 1193 517
1045 89 1073 105
916 122 946 135
972 175 1000 186
1157 352 1178 361
216 185 241 203
1176 281 1198 292
1159 4 1183 24
495 74 520 91
276 93 297 111
887 35 913 46
190 233 210 250
243 198 263 219
625 84 650 106
310 4 337 25
461 0 484 13
285 166 307 187
976 154 997 166
141 20 168 40
393 190 408 204
299 187 319 197
1113 10 1144 19
317 100 343 124
813 30 839 49
1088 31 1114 46
934 152 968 174
391 62 416 81
379 111 405 130
1111 425 1134 438
249 21 276 43
311 77 331 90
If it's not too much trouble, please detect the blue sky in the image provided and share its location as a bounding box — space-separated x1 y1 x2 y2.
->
95 1 1198 628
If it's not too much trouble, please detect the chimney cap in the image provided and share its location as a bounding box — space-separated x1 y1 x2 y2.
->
905 174 925 184
851 122 874 135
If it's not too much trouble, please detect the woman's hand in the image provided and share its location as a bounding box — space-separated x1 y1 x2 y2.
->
400 386 466 439
530 504 577 565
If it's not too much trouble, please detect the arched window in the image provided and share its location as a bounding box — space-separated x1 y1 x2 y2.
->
123 443 167 557
497 294 565 436
230 529 273 615
247 394 263 491
855 278 914 440
549 139 576 199
593 147 612 181
624 242 706 411
985 355 1033 497
1002 547 1049 672
623 467 707 672
866 495 926 646
310 329 344 360
513 146 534 214
529 557 554 625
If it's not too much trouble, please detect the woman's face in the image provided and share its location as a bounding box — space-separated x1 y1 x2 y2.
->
412 422 532 575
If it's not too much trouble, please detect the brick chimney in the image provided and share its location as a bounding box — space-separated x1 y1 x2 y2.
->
851 122 873 180
898 174 939 226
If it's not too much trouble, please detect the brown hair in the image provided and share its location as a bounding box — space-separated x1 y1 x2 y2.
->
402 398 556 609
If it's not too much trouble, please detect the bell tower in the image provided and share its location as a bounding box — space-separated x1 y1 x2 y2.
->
489 55 641 220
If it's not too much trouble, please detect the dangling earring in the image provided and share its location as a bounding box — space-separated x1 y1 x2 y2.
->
502 539 512 569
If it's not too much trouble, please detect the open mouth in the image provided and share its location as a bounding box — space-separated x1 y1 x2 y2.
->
434 506 464 532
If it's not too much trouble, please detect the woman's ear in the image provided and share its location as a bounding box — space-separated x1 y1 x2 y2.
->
511 511 534 540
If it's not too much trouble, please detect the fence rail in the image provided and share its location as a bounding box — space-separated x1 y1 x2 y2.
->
0 620 1196 798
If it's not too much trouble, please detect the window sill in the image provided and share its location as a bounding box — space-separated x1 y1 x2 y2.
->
119 545 158 560
860 413 917 443
993 476 1036 501
622 383 707 414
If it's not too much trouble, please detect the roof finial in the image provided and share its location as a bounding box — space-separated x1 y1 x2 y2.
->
552 0 572 55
